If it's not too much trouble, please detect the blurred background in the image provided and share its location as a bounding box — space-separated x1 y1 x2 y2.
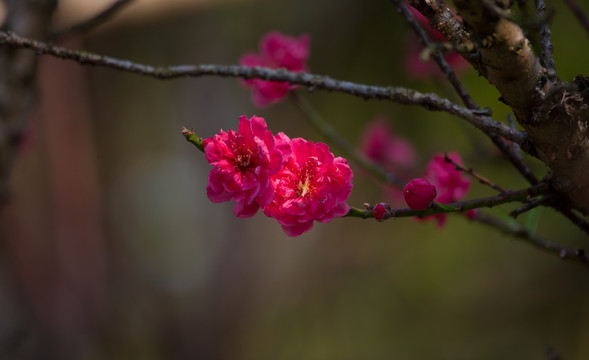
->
1 0 588 359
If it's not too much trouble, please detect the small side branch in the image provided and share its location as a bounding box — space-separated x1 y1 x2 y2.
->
474 212 588 267
391 0 478 109
290 92 406 188
444 153 508 193
563 0 589 38
0 30 529 148
51 0 136 40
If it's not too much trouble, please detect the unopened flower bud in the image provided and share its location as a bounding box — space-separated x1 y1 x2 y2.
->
372 203 391 222
404 178 437 210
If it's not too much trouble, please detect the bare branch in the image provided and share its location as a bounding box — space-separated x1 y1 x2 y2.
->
444 153 509 193
509 194 557 218
474 212 589 268
0 30 530 148
51 0 137 40
563 0 589 38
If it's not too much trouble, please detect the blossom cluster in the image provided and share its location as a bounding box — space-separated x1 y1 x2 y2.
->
204 115 353 237
239 32 310 107
359 118 471 227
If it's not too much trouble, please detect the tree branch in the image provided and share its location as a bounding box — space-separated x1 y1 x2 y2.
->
391 0 477 109
563 0 589 38
444 152 509 193
404 0 540 185
51 0 136 40
474 212 588 267
346 182 549 219
0 30 530 148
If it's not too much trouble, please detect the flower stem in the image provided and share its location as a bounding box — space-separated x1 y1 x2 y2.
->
181 127 204 151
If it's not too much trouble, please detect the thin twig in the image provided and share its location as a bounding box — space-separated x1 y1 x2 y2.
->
563 0 589 38
391 0 478 109
0 30 530 148
509 194 558 218
51 0 136 40
553 206 589 236
444 153 509 193
534 0 558 82
346 182 549 219
507 114 523 160
474 212 589 267
290 92 406 187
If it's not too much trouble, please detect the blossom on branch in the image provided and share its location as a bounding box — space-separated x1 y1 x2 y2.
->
404 178 437 210
359 117 417 205
204 115 290 218
263 138 353 237
422 152 471 227
239 31 310 107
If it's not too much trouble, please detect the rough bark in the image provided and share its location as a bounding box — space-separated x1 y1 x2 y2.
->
410 0 589 215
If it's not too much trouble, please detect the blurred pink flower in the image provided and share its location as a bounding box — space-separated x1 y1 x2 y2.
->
239 31 310 107
359 118 416 173
260 31 310 72
421 152 471 227
263 138 353 237
425 152 470 203
404 178 437 210
204 115 291 218
404 5 469 79
359 118 417 205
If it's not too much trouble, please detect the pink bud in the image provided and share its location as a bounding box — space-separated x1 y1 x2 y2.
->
372 203 391 221
404 178 437 210
465 209 478 220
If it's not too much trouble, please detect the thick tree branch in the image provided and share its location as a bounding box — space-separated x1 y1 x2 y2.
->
0 30 530 148
405 0 540 185
410 0 589 216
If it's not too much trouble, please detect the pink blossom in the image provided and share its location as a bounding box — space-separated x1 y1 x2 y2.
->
404 178 437 210
359 118 416 173
425 153 470 203
260 32 310 72
204 115 290 218
359 118 417 206
239 32 310 107
404 5 469 79
421 152 471 227
263 138 353 237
